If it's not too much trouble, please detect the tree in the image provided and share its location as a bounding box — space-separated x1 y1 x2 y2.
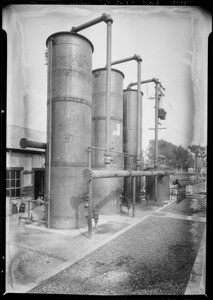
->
146 139 197 170
187 145 207 172
146 139 176 169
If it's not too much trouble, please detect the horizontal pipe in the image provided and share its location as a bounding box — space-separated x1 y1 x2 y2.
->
19 216 47 224
71 13 113 33
19 138 46 149
89 146 137 157
111 55 137 66
127 78 159 88
106 54 142 68
127 79 165 96
82 168 170 180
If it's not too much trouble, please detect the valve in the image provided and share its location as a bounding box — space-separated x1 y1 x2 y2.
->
84 193 89 219
104 151 112 165
84 195 89 208
136 158 142 167
119 188 124 204
92 207 99 228
139 185 146 202
110 155 117 164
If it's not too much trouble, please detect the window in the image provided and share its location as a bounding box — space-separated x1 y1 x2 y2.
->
6 170 21 198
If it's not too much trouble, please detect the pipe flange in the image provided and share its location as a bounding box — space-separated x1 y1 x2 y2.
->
82 168 93 181
19 138 27 148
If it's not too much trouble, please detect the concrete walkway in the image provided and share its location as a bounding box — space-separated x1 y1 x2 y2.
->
5 184 206 295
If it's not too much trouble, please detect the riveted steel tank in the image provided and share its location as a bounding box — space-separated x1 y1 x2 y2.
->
145 165 170 201
123 89 143 202
92 68 124 214
46 32 93 229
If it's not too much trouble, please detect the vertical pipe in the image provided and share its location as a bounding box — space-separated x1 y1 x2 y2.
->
105 19 113 169
137 60 142 171
87 148 92 208
136 59 142 201
197 172 200 193
88 179 93 239
154 82 159 202
47 39 53 228
88 148 92 169
28 200 30 220
132 176 136 217
154 82 159 169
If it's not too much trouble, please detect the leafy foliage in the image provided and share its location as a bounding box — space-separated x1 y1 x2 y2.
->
146 140 206 171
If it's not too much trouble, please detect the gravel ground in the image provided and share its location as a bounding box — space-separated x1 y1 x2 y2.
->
8 248 65 288
30 216 205 295
161 195 206 217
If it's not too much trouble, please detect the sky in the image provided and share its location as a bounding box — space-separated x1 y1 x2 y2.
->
2 5 211 152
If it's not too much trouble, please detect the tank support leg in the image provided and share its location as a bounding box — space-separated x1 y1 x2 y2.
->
132 176 136 217
88 179 93 239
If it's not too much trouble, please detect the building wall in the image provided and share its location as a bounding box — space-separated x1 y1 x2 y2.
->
6 125 46 214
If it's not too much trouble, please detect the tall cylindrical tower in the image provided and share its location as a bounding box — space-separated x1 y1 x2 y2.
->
46 32 94 229
123 89 143 202
92 68 124 213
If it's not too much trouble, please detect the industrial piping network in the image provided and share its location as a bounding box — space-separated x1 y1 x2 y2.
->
19 13 113 229
84 76 167 238
107 54 143 171
82 166 170 238
71 13 114 168
19 138 46 149
71 13 114 233
18 13 169 239
127 77 166 202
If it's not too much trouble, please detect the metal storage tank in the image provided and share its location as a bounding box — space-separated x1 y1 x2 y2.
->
46 32 94 229
92 68 124 214
123 89 143 203
145 165 170 201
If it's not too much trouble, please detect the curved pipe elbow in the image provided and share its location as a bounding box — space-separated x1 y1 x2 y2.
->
102 13 113 24
134 54 142 62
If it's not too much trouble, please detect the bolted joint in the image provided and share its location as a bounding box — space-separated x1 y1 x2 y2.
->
82 168 93 181
134 54 142 62
102 13 113 24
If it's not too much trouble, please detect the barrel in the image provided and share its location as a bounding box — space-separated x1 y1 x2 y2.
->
92 68 124 214
46 32 93 229
12 203 18 214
